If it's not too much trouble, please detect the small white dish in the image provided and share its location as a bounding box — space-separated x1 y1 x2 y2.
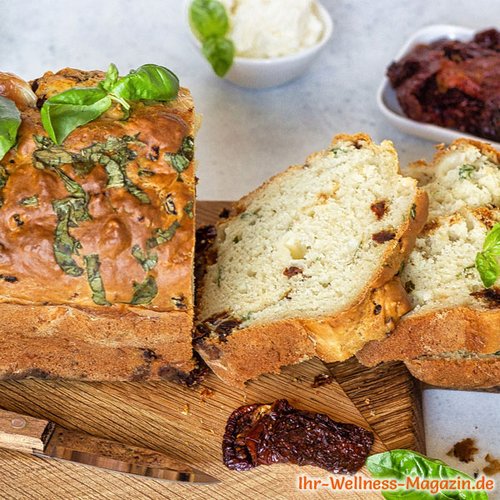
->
185 1 333 89
377 24 500 149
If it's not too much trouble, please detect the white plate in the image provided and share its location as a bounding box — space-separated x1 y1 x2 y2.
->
377 24 500 149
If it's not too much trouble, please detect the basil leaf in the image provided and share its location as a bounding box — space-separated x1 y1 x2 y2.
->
184 201 194 219
84 254 110 306
165 135 195 176
100 63 119 92
80 136 150 204
147 220 180 249
41 88 112 144
189 0 229 40
33 137 74 168
476 251 499 288
482 223 500 255
171 154 190 174
52 199 84 277
367 450 488 499
19 195 39 207
101 156 126 188
130 275 158 305
55 168 88 201
475 223 500 287
131 245 158 272
459 164 476 180
109 64 179 102
0 165 8 190
180 136 195 161
202 36 235 77
0 165 9 209
0 96 21 160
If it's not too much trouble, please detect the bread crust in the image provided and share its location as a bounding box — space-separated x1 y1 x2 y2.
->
357 306 500 366
0 69 197 381
197 276 412 387
307 277 412 362
405 356 500 389
0 303 194 380
196 320 316 387
196 134 428 386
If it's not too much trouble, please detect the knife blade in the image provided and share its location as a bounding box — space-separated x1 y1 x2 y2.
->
0 409 218 484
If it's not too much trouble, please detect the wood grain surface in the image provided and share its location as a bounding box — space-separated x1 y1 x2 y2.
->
0 201 424 499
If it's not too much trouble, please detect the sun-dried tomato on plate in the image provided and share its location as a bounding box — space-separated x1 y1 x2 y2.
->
387 28 500 142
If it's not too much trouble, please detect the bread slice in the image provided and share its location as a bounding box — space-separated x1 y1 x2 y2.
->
405 353 500 389
357 207 500 365
0 68 198 381
357 139 500 371
195 134 428 386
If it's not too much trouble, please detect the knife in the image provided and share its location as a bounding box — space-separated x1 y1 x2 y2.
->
0 409 218 484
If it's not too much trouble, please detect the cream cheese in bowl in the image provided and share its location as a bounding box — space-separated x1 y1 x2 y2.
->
186 0 332 88
219 0 323 59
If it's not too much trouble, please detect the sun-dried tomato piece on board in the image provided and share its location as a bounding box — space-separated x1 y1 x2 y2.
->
222 399 374 473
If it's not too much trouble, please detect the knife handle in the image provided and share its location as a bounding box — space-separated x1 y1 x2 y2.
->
0 409 53 455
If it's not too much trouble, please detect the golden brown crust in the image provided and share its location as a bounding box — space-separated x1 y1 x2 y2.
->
307 277 412 362
0 304 194 380
0 72 37 111
2 71 195 311
196 134 428 385
357 306 500 366
433 138 499 164
196 320 316 388
0 68 196 380
405 356 500 389
371 188 428 289
197 277 412 387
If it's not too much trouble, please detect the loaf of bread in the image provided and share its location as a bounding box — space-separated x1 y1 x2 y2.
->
0 68 197 381
357 139 500 388
195 134 428 386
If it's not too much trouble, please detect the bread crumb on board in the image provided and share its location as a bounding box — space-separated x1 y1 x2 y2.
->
312 373 334 388
447 438 478 463
200 387 215 402
181 403 191 416
484 454 500 475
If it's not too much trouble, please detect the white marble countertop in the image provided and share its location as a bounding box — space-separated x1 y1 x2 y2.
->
1 0 499 494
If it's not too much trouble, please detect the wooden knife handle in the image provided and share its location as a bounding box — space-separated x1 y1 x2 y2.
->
0 409 54 455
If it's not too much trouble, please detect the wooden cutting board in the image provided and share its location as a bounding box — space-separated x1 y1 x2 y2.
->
0 201 424 499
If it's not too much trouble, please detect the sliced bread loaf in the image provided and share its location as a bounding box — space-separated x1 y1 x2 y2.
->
357 139 500 372
195 134 428 386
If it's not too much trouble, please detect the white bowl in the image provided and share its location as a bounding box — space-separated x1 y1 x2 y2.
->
377 24 500 149
185 1 333 89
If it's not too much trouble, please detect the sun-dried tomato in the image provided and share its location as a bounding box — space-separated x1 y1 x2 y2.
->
372 231 396 244
223 399 374 473
387 29 500 142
